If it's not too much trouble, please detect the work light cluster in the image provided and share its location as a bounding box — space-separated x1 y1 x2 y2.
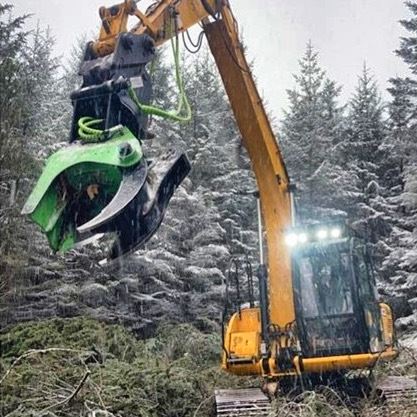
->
285 227 342 247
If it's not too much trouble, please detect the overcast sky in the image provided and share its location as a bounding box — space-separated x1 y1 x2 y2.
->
12 0 411 118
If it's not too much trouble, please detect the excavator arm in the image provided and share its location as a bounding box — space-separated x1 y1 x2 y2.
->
91 0 222 55
90 0 295 327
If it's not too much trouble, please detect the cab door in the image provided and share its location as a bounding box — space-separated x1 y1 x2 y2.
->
351 239 384 353
292 240 370 357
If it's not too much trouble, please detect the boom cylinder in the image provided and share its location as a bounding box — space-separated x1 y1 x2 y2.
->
258 264 269 355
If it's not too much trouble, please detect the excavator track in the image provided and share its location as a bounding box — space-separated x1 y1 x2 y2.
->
215 388 272 417
377 376 417 414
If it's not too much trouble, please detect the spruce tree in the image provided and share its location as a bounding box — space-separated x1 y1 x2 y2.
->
0 5 31 253
380 1 417 293
0 5 29 192
343 65 385 187
391 1 417 175
396 1 417 74
132 46 259 327
0 7 61 257
57 35 86 138
338 65 399 280
281 42 345 220
390 1 417 202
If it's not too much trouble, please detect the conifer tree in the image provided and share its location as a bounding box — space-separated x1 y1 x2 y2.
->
133 46 259 323
342 65 390 243
0 5 29 193
281 42 345 220
390 2 417 194
21 26 56 131
380 1 417 290
0 5 33 254
0 7 63 256
343 65 385 186
396 1 417 74
57 35 86 137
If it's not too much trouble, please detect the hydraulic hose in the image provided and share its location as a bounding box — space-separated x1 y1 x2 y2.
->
128 35 192 123
78 117 104 142
78 117 123 143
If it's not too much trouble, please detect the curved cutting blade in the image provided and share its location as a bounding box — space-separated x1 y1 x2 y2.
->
77 160 148 234
103 149 191 262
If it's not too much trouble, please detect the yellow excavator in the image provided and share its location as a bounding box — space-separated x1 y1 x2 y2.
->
22 0 416 415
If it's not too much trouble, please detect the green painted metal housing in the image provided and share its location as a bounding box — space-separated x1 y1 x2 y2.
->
22 128 143 252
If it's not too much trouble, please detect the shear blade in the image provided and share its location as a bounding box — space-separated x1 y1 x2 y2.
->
106 149 191 261
77 160 148 234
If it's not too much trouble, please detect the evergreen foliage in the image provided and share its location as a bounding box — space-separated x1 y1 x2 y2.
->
342 65 390 243
281 42 345 220
375 1 417 296
0 318 249 417
0 5 34 257
0 5 29 200
281 47 403 285
135 46 258 327
1 318 416 417
20 26 60 147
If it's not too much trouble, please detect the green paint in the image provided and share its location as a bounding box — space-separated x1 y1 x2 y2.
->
23 127 141 215
22 127 143 252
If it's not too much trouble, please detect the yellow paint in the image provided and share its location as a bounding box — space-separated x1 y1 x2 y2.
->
89 0 398 380
92 0 220 56
380 303 394 346
91 0 294 328
221 308 261 375
230 332 259 357
204 8 294 328
295 350 399 374
222 306 398 377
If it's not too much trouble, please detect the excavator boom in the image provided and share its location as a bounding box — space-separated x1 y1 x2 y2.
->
91 0 295 327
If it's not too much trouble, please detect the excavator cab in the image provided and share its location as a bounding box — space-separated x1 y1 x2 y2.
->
291 226 386 359
221 222 396 381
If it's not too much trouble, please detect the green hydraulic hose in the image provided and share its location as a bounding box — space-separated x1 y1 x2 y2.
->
128 35 192 123
78 117 123 143
78 117 104 141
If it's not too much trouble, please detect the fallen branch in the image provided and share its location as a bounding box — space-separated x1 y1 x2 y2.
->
193 395 214 417
0 347 93 385
40 370 91 413
88 378 107 410
89 410 116 417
